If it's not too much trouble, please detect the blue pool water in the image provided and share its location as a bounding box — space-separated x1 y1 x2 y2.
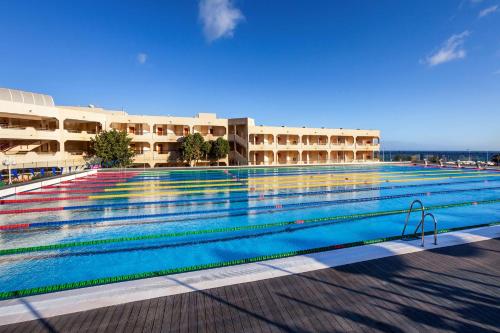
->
0 164 499 296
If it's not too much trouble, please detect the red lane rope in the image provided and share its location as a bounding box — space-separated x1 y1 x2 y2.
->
18 189 106 195
43 184 118 189
0 223 30 230
0 207 64 215
72 179 124 183
0 196 88 204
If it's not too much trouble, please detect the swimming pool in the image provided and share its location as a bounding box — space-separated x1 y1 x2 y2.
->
0 164 499 299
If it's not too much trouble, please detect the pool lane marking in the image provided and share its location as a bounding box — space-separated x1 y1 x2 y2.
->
2 219 497 300
1 173 499 205
107 169 474 185
27 170 484 196
102 171 490 192
88 173 500 199
46 168 487 191
43 169 451 189
1 198 499 256
19 182 246 196
2 188 499 231
2 179 498 215
53 168 466 187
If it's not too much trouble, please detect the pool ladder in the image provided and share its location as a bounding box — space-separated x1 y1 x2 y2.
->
401 199 438 247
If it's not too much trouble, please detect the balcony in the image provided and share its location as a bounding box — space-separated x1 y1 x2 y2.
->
152 133 183 142
355 143 380 150
248 142 275 150
0 125 59 140
301 143 329 150
330 142 355 150
63 129 97 141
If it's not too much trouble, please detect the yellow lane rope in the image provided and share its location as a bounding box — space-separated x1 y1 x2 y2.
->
104 171 487 192
89 173 500 199
112 169 475 188
114 169 468 186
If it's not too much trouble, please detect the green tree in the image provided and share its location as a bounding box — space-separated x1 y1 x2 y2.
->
491 154 500 166
210 137 230 165
179 133 205 166
201 140 212 160
88 129 135 168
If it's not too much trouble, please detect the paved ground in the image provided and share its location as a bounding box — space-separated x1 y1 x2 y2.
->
1 238 498 333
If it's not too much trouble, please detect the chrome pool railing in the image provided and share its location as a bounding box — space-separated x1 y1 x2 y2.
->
402 199 438 247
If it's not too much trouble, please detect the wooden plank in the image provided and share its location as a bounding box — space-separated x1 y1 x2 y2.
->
141 297 158 333
103 302 126 333
160 292 176 332
112 301 134 333
151 293 167 333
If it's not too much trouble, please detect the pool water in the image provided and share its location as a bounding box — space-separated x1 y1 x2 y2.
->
0 164 499 298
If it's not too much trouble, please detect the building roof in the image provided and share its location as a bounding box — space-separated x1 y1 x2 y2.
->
0 88 55 107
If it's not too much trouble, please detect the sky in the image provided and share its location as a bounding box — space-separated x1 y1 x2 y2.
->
0 0 499 150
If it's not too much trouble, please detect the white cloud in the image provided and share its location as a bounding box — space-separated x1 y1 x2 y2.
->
479 5 499 17
494 69 500 75
423 31 470 67
199 0 244 42
137 53 148 65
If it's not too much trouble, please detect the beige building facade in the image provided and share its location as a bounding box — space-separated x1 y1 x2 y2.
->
0 88 380 169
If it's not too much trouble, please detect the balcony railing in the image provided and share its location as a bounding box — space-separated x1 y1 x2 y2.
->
0 124 58 131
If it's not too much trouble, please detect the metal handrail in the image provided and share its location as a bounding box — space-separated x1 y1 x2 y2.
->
424 212 438 245
401 199 438 247
402 199 425 245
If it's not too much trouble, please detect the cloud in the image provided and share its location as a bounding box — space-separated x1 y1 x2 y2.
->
199 0 244 42
423 31 470 67
137 53 147 65
479 5 498 17
494 69 500 75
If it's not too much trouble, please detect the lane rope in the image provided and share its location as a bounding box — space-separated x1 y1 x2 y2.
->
1 220 498 300
1 197 499 246
2 178 497 216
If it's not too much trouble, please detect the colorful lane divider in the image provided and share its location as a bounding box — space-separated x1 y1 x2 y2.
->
52 168 465 186
1 189 499 231
101 171 489 193
1 220 498 300
25 171 481 196
44 178 241 189
1 173 499 205
62 168 474 187
19 182 245 196
2 178 497 215
88 173 500 200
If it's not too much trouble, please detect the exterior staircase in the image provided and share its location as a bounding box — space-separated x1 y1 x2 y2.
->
1 141 47 154
230 150 248 165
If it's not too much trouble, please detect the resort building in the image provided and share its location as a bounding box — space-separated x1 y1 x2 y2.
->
229 118 380 165
0 88 380 168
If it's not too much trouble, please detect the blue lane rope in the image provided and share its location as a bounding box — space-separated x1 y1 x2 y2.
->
13 186 500 229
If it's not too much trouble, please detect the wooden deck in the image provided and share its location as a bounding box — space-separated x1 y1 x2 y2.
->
1 238 499 333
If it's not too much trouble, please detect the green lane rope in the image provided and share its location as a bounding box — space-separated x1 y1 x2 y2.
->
0 220 498 300
1 198 499 256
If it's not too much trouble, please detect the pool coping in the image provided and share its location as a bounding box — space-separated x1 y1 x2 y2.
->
0 170 97 199
0 224 498 326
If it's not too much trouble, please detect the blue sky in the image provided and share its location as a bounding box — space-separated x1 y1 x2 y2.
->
0 0 499 150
